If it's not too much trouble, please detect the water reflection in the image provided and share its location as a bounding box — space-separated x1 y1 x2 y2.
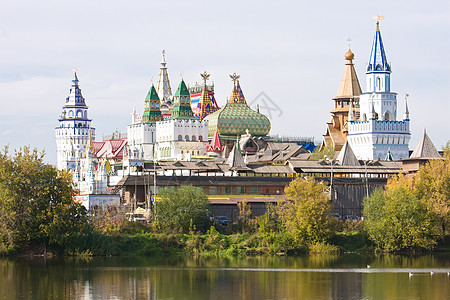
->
0 254 449 299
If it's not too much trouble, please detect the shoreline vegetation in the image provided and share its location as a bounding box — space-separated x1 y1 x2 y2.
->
1 145 449 258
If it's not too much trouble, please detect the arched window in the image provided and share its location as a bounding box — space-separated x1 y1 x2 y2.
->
178 135 183 141
68 110 74 118
185 135 189 141
191 135 196 141
77 110 83 118
377 77 381 90
198 135 203 142
363 113 367 121
384 111 390 121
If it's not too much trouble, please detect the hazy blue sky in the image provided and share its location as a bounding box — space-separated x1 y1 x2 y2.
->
1 0 449 164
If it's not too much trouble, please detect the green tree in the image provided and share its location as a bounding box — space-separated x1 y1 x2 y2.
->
414 142 450 236
0 146 89 253
277 178 334 246
156 185 211 233
363 175 440 252
309 144 335 160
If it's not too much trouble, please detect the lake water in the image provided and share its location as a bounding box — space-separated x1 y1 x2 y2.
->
1 254 449 299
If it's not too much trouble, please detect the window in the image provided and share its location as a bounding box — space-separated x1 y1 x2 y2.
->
191 135 196 141
249 186 259 194
236 186 247 194
199 135 203 142
185 135 189 141
222 186 232 194
209 186 217 195
178 135 183 141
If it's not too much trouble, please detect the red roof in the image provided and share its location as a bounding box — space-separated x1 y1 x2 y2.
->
94 138 127 159
206 131 224 152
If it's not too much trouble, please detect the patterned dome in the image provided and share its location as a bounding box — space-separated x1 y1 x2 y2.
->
204 102 271 138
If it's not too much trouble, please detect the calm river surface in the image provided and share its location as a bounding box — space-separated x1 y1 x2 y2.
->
1 254 449 299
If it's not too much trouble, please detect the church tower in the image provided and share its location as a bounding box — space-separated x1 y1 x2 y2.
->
156 50 173 119
347 21 411 160
55 72 95 171
321 47 362 151
155 79 209 160
127 84 162 161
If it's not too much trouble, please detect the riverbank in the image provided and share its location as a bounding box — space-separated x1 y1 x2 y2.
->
9 223 446 258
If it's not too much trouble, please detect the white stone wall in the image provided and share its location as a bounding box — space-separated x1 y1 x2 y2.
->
55 123 94 170
347 119 410 160
359 93 397 121
156 119 208 143
127 123 156 160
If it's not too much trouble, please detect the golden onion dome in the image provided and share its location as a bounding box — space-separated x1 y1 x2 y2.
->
345 49 354 60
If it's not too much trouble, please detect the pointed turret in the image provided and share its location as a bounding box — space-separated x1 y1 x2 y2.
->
66 71 87 107
197 71 219 119
206 131 224 152
367 22 390 73
85 127 95 158
336 49 362 99
171 79 195 119
227 143 248 170
369 98 377 120
385 150 394 161
403 94 410 120
156 50 173 105
410 130 440 158
142 84 162 123
228 73 246 104
348 101 354 122
336 141 360 166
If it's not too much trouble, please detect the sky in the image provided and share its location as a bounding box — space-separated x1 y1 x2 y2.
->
1 0 449 164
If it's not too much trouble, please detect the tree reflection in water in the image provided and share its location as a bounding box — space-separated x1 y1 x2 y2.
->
0 254 449 299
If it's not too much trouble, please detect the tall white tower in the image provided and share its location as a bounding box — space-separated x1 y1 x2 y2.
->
55 72 95 170
347 22 411 160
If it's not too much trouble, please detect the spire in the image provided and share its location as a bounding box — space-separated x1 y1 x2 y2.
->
367 21 390 73
66 71 86 107
228 73 246 104
403 93 410 120
171 79 195 119
336 48 362 99
156 50 173 104
85 127 95 158
348 101 354 122
198 71 215 119
142 84 162 123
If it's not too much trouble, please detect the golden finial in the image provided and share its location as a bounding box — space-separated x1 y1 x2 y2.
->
180 72 184 78
229 73 240 85
200 71 210 85
373 15 384 31
73 68 79 74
